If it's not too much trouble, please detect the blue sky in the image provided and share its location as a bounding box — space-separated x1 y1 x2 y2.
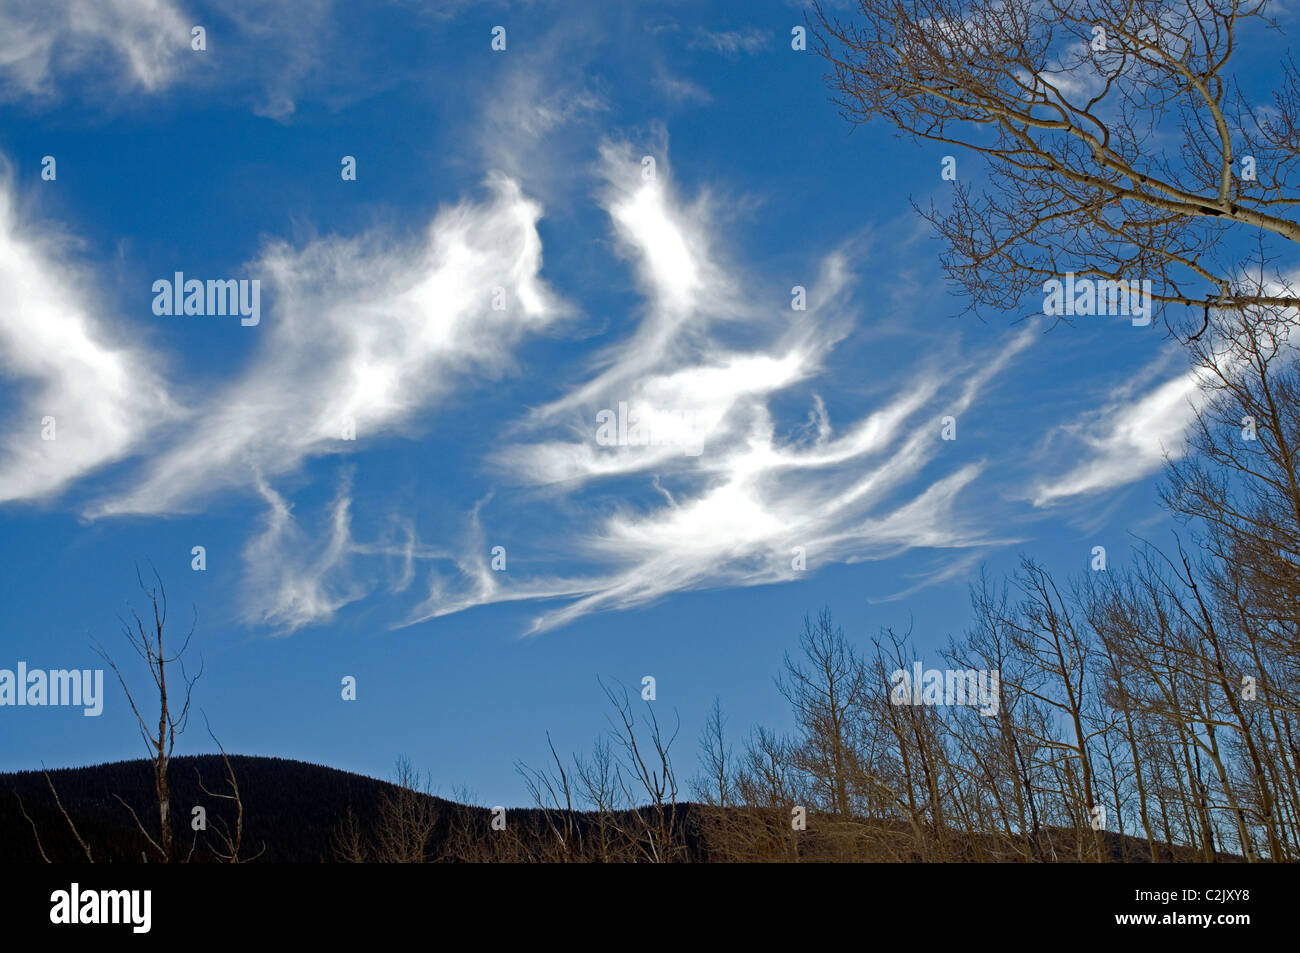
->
0 0 1255 804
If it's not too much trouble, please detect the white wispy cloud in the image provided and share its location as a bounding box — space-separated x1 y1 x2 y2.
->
1030 352 1206 505
218 0 334 119
406 146 1035 634
0 0 191 99
655 73 712 105
241 469 459 632
690 27 769 56
474 61 609 194
241 472 365 633
0 0 380 119
91 173 564 517
1032 290 1300 506
0 175 178 504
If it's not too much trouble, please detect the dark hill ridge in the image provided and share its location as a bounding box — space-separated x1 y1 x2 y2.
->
1 755 1229 862
1 755 705 863
2 755 419 862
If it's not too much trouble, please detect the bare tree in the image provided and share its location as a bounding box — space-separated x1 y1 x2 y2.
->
14 769 94 863
517 734 584 861
194 717 266 863
371 757 440 863
94 568 202 863
777 609 870 819
693 696 735 809
813 0 1300 328
600 679 686 863
729 726 805 862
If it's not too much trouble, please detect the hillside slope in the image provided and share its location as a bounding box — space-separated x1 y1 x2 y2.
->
1 755 1225 862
